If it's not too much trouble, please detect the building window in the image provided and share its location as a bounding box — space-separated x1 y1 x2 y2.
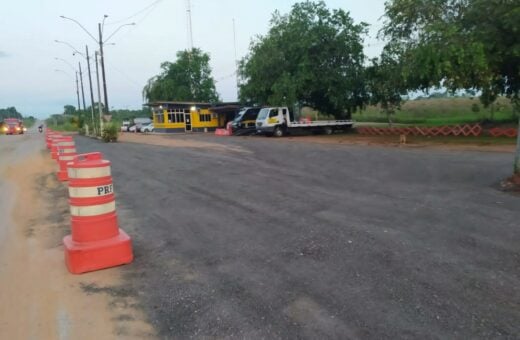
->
154 111 164 123
200 113 211 122
167 109 188 123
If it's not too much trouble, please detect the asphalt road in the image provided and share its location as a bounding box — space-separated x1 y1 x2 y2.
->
74 134 520 339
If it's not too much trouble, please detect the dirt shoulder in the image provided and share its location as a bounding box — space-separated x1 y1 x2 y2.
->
119 132 250 153
119 131 516 153
0 138 155 339
282 134 517 153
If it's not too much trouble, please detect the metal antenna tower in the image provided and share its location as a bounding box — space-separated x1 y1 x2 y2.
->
186 0 194 50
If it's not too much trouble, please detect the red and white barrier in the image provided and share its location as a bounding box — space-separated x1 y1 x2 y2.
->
63 152 133 274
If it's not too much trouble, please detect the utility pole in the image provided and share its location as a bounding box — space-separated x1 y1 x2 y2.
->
95 51 104 133
85 45 96 134
60 15 134 115
98 23 109 114
78 61 86 111
75 72 80 111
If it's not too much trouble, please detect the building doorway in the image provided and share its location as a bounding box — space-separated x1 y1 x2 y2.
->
185 113 192 131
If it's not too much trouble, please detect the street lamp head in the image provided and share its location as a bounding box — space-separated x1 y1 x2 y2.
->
59 15 65 18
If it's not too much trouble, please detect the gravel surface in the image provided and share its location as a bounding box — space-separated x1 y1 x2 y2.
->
74 134 520 339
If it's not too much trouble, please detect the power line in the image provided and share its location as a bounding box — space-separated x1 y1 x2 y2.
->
105 0 164 26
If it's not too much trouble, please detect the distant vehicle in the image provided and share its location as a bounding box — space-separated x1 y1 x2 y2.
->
141 123 154 133
231 107 261 134
256 107 353 137
128 124 137 132
121 120 131 132
2 118 25 135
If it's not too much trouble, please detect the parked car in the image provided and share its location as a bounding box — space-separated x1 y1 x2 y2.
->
121 121 131 132
128 124 137 132
141 123 154 133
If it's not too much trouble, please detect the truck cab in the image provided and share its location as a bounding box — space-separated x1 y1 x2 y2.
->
2 118 25 135
256 107 293 137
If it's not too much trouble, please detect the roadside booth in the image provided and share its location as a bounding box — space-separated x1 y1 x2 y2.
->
147 101 240 133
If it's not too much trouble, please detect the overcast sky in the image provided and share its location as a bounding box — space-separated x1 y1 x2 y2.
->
0 0 386 118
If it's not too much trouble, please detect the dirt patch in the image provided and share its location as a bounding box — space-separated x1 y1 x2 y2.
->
282 134 516 153
0 148 155 339
119 132 250 153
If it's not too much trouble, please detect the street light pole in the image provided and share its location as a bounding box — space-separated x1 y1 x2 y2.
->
60 15 135 116
98 22 109 114
94 51 104 133
54 58 81 111
85 45 96 134
78 61 86 111
75 72 81 111
55 68 80 111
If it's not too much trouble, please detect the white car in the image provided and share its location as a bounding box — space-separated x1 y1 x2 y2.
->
121 121 130 132
141 123 154 133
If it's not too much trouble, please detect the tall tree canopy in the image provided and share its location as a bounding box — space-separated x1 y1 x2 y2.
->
381 0 519 100
366 43 408 123
382 0 520 173
239 1 368 118
63 105 77 115
0 107 23 120
143 48 219 103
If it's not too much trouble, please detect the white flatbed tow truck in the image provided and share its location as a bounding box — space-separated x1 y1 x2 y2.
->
255 107 353 137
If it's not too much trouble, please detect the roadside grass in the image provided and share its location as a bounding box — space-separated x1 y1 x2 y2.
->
297 97 518 126
46 122 78 132
352 97 517 126
23 118 36 128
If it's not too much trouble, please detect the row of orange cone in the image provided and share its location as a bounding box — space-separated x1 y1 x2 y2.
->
45 129 133 274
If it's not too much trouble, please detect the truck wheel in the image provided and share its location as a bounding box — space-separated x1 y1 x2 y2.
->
273 126 284 137
323 127 333 135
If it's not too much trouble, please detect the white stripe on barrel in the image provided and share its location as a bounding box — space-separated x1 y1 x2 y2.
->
68 164 111 179
70 201 116 217
56 141 75 147
59 148 76 154
59 155 76 161
69 184 114 198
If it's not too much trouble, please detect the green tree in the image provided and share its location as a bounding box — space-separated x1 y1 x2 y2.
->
63 105 77 116
239 1 369 118
366 44 408 126
0 107 23 120
143 48 219 103
382 0 520 173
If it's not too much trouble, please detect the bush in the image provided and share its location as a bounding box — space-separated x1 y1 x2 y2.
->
101 123 118 142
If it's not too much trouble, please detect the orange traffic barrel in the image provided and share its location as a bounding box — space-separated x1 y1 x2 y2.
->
63 152 133 274
56 141 77 181
46 133 62 150
51 136 73 159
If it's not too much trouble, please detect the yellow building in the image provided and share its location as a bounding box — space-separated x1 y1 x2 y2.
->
148 101 240 133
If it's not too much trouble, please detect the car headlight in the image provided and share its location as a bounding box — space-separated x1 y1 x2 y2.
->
23 127 27 131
